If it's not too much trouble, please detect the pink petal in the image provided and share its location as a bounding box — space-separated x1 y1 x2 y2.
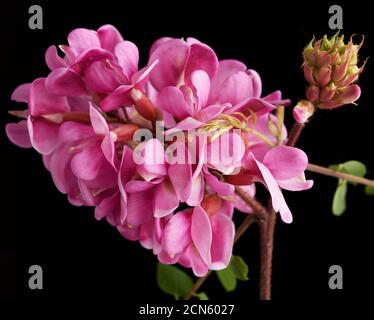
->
45 45 66 70
251 154 293 223
162 210 192 257
185 41 218 84
157 86 193 120
45 67 87 96
58 121 93 143
196 104 227 123
115 41 139 80
190 70 210 110
263 146 308 181
148 39 190 90
278 174 314 191
203 167 235 196
164 117 204 135
210 213 235 270
5 120 32 148
71 142 103 180
168 161 192 202
126 190 154 226
11 83 31 103
218 71 255 105
89 105 109 135
208 59 247 104
67 28 100 56
181 244 209 277
149 37 173 55
247 69 262 98
154 179 179 218
191 206 212 266
84 60 120 93
29 78 70 116
100 84 133 111
27 116 59 155
97 25 124 53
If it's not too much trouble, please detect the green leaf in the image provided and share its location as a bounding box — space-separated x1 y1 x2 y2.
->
365 185 374 196
332 180 348 216
156 263 193 299
341 161 367 181
194 292 209 300
229 256 249 281
216 268 237 292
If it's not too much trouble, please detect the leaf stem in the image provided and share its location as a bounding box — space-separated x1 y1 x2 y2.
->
307 163 374 187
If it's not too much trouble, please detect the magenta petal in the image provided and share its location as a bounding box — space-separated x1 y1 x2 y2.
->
157 86 193 120
149 37 173 55
125 180 157 192
126 190 154 226
263 146 308 181
29 78 70 116
203 167 234 196
58 121 93 143
247 69 262 98
218 71 255 105
6 120 32 148
165 117 204 135
190 70 210 109
89 105 109 135
148 39 189 90
46 67 87 96
115 41 139 80
27 116 59 155
67 28 100 56
97 24 124 53
251 154 293 223
49 144 75 193
45 45 66 70
278 174 314 191
71 142 103 180
154 180 179 218
210 213 235 270
191 206 212 266
95 190 120 221
196 104 227 123
84 60 119 93
168 162 192 202
162 210 192 257
100 84 133 111
185 41 218 83
208 59 247 104
11 83 31 103
182 244 209 277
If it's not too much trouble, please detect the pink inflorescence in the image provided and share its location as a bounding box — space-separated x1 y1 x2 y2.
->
5 25 313 276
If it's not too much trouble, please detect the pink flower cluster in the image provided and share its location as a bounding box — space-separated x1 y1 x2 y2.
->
6 25 313 276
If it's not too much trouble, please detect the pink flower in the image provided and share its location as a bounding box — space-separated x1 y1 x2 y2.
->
227 146 313 223
160 195 235 276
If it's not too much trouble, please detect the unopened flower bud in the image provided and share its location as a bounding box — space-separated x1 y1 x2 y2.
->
302 33 366 109
293 100 315 124
130 88 158 121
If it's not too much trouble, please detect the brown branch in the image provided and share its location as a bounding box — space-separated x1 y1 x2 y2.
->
307 163 374 187
287 122 305 147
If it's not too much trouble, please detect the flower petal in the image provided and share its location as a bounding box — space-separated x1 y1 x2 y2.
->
97 24 124 53
5 120 32 148
115 40 139 79
191 206 212 266
67 28 100 56
46 67 87 96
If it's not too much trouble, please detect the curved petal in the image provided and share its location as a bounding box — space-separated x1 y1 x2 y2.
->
190 70 210 109
27 116 59 155
157 86 193 120
71 142 103 180
11 83 31 103
185 41 218 83
191 206 212 266
29 78 70 116
67 28 100 56
209 59 247 104
97 24 124 53
115 40 139 79
84 60 119 93
154 179 179 218
210 213 235 270
278 174 314 191
5 120 32 148
46 67 87 96
148 39 189 90
263 145 308 181
126 190 154 226
218 71 255 105
203 167 235 196
100 84 133 111
89 105 109 135
45 45 66 70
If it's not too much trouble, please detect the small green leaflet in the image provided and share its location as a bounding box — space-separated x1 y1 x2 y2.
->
193 292 209 300
216 255 249 292
329 160 367 215
156 263 193 299
365 185 374 196
332 180 347 216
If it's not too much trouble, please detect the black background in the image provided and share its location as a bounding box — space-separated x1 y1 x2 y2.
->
0 0 373 301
